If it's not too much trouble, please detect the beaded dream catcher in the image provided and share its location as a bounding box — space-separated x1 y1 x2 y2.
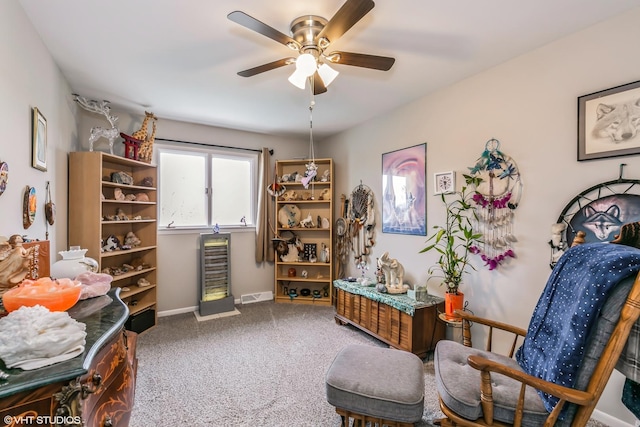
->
467 139 523 270
347 182 375 266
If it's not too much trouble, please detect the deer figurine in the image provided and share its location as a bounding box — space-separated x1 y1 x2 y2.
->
72 94 119 154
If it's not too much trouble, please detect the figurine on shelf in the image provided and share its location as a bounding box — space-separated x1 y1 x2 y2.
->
115 208 129 221
300 213 315 228
111 171 133 185
120 132 143 160
73 94 119 154
377 252 406 290
124 231 141 247
101 235 121 252
131 112 157 164
113 188 125 201
319 188 331 200
141 177 154 187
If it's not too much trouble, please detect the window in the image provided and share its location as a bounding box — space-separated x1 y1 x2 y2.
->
157 143 258 230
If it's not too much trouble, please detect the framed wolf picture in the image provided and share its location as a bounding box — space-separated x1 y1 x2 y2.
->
578 80 640 161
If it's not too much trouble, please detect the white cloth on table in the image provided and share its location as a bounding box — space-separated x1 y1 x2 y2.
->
0 305 86 370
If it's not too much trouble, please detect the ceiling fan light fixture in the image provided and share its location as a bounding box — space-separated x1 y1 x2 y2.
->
288 69 308 90
318 37 330 50
318 63 339 87
295 53 317 77
325 53 341 63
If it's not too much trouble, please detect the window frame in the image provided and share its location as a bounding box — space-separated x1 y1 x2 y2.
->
156 142 259 234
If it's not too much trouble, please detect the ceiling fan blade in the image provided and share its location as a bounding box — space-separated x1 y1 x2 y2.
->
326 51 395 71
237 58 295 77
313 73 327 95
316 0 375 47
228 11 301 50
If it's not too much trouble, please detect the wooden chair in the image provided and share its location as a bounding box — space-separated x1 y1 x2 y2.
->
433 243 640 426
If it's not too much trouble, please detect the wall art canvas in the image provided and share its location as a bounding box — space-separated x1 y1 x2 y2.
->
382 143 426 235
32 107 47 171
578 80 640 161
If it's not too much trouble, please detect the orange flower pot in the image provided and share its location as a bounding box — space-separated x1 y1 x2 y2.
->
444 291 464 320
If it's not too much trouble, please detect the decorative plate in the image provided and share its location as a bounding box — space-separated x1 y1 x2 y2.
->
278 204 301 228
336 217 347 236
0 162 7 196
23 186 36 229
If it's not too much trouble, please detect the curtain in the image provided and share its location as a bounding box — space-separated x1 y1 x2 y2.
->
255 147 275 263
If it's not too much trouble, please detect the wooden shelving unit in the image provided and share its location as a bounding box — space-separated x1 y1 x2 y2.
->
274 158 333 306
69 151 158 333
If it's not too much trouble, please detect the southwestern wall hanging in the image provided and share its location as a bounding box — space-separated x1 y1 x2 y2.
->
549 164 640 267
347 182 375 267
467 139 523 270
382 143 426 236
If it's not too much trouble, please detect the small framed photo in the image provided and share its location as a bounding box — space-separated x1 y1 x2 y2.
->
434 171 455 195
578 80 640 161
32 107 47 171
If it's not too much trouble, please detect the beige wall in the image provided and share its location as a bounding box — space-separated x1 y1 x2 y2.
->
4 0 640 424
320 8 640 426
0 1 77 256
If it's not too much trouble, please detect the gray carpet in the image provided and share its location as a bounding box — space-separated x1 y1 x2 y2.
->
131 301 442 426
130 301 607 427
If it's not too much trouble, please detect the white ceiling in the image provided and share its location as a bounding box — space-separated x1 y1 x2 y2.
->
18 0 640 139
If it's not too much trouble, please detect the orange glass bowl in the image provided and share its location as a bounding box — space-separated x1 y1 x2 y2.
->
2 277 82 313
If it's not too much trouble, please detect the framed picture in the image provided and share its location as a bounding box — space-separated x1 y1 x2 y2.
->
434 171 455 195
578 80 640 161
382 143 426 235
32 107 47 171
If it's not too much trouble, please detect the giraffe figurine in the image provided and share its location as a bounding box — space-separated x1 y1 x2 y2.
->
138 120 157 163
131 111 157 142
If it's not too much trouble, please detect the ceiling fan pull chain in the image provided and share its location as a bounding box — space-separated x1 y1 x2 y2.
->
303 88 318 190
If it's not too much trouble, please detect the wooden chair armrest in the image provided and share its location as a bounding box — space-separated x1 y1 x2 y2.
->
467 355 593 406
467 354 593 426
455 310 528 338
454 309 527 355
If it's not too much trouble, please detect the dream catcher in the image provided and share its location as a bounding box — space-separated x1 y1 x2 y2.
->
467 139 523 270
550 164 640 267
335 195 350 279
347 182 375 266
267 165 286 198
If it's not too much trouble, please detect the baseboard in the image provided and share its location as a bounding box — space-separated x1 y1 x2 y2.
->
592 409 635 427
158 306 197 317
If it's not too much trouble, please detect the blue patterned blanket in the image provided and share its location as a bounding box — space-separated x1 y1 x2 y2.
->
516 242 640 414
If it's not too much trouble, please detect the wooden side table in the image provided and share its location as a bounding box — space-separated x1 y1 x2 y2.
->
438 309 473 346
334 280 446 358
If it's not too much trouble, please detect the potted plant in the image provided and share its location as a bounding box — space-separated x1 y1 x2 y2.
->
420 174 483 318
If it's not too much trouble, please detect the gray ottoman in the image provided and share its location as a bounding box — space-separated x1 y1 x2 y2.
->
325 344 425 426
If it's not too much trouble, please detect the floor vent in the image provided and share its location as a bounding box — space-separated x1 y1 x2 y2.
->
240 291 273 304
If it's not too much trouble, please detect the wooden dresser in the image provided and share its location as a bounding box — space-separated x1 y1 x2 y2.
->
0 289 137 427
334 279 445 358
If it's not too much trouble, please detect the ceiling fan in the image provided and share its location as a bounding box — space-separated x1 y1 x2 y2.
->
228 0 395 95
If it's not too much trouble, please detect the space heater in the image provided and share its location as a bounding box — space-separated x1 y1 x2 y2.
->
199 233 235 316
